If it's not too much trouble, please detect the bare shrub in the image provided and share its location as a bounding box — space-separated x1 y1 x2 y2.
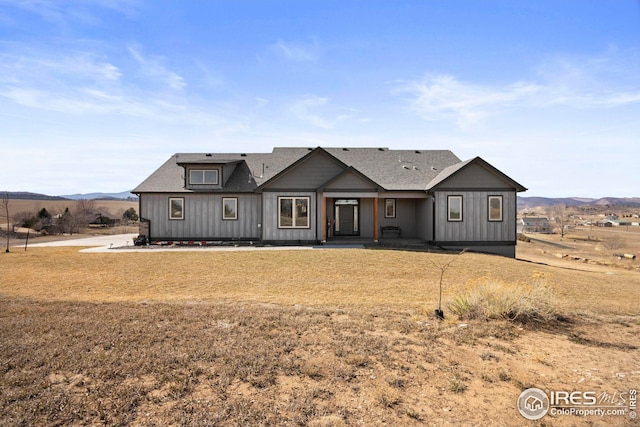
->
447 274 559 323
602 236 625 251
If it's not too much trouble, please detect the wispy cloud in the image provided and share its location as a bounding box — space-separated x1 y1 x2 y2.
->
269 38 322 63
399 49 640 127
0 45 199 122
399 74 541 126
0 0 139 27
128 46 186 91
288 95 360 129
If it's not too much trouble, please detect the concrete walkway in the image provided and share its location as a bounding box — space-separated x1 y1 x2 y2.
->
23 234 361 253
25 234 139 251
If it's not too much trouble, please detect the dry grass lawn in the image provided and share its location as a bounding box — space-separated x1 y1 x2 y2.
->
1 247 639 425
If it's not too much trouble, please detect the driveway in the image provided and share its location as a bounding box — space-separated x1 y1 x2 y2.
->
25 234 139 250
23 234 358 253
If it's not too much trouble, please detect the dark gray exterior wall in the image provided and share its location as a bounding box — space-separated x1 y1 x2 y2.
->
140 193 261 240
433 190 517 243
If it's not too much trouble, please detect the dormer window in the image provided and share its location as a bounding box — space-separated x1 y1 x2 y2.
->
189 169 219 185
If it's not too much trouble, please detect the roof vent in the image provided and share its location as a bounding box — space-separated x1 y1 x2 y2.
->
431 166 438 171
412 166 419 170
402 165 410 170
415 150 421 154
205 153 212 157
378 148 386 151
240 153 247 157
342 148 349 151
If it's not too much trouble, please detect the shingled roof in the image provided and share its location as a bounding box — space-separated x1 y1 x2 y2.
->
132 147 463 193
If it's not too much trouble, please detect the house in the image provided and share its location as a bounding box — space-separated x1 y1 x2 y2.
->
518 217 552 234
86 209 120 228
133 147 526 257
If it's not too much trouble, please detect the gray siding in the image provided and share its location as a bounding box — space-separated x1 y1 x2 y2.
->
435 163 514 189
264 153 344 190
141 193 261 240
378 198 417 237
415 198 433 241
359 198 374 238
262 191 318 241
325 170 377 191
434 191 516 242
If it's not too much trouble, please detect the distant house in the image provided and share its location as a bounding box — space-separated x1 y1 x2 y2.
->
518 217 552 234
133 147 527 257
87 209 120 228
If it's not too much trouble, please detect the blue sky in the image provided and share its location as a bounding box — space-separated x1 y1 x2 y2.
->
1 0 638 197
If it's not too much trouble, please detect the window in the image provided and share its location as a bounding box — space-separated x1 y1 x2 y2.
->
189 169 218 185
223 198 238 220
169 197 184 220
447 195 462 221
488 195 503 221
278 197 310 228
385 199 396 218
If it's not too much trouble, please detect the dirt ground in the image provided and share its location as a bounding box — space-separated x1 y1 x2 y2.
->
0 228 638 425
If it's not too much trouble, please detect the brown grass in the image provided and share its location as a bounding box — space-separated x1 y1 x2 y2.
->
1 247 639 425
1 247 639 314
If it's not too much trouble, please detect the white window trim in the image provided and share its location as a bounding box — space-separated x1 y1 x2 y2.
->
189 169 219 185
169 197 184 220
447 195 463 222
278 196 310 229
488 195 503 222
222 197 238 220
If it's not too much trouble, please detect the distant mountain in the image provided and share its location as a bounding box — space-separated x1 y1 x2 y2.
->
1 191 68 200
61 191 138 201
518 196 640 209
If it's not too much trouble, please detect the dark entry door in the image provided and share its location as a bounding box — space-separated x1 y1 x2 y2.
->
334 199 359 236
339 205 354 235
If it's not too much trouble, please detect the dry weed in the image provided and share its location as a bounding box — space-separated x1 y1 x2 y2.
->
447 274 559 323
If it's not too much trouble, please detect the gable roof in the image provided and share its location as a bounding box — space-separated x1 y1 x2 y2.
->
323 148 460 190
425 156 527 192
133 148 526 194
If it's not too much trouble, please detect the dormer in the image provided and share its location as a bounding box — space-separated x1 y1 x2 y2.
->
177 159 243 191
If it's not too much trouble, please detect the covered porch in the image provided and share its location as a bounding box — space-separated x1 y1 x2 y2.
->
318 191 431 243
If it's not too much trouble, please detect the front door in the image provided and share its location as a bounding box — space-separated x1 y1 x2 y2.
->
334 199 359 236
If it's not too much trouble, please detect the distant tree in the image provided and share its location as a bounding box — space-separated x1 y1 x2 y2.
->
58 207 74 234
122 207 139 223
74 199 96 229
549 203 570 239
14 211 37 228
2 193 10 252
37 208 51 219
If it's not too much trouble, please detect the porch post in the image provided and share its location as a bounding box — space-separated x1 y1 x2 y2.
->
373 196 379 242
321 193 327 242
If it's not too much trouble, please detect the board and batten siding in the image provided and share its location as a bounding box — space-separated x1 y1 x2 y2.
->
262 191 317 241
434 191 516 242
141 193 261 240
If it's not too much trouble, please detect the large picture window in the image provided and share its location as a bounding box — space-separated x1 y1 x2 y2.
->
278 197 310 228
447 195 463 222
488 195 503 222
169 197 184 220
223 198 238 220
385 199 396 218
189 169 219 185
